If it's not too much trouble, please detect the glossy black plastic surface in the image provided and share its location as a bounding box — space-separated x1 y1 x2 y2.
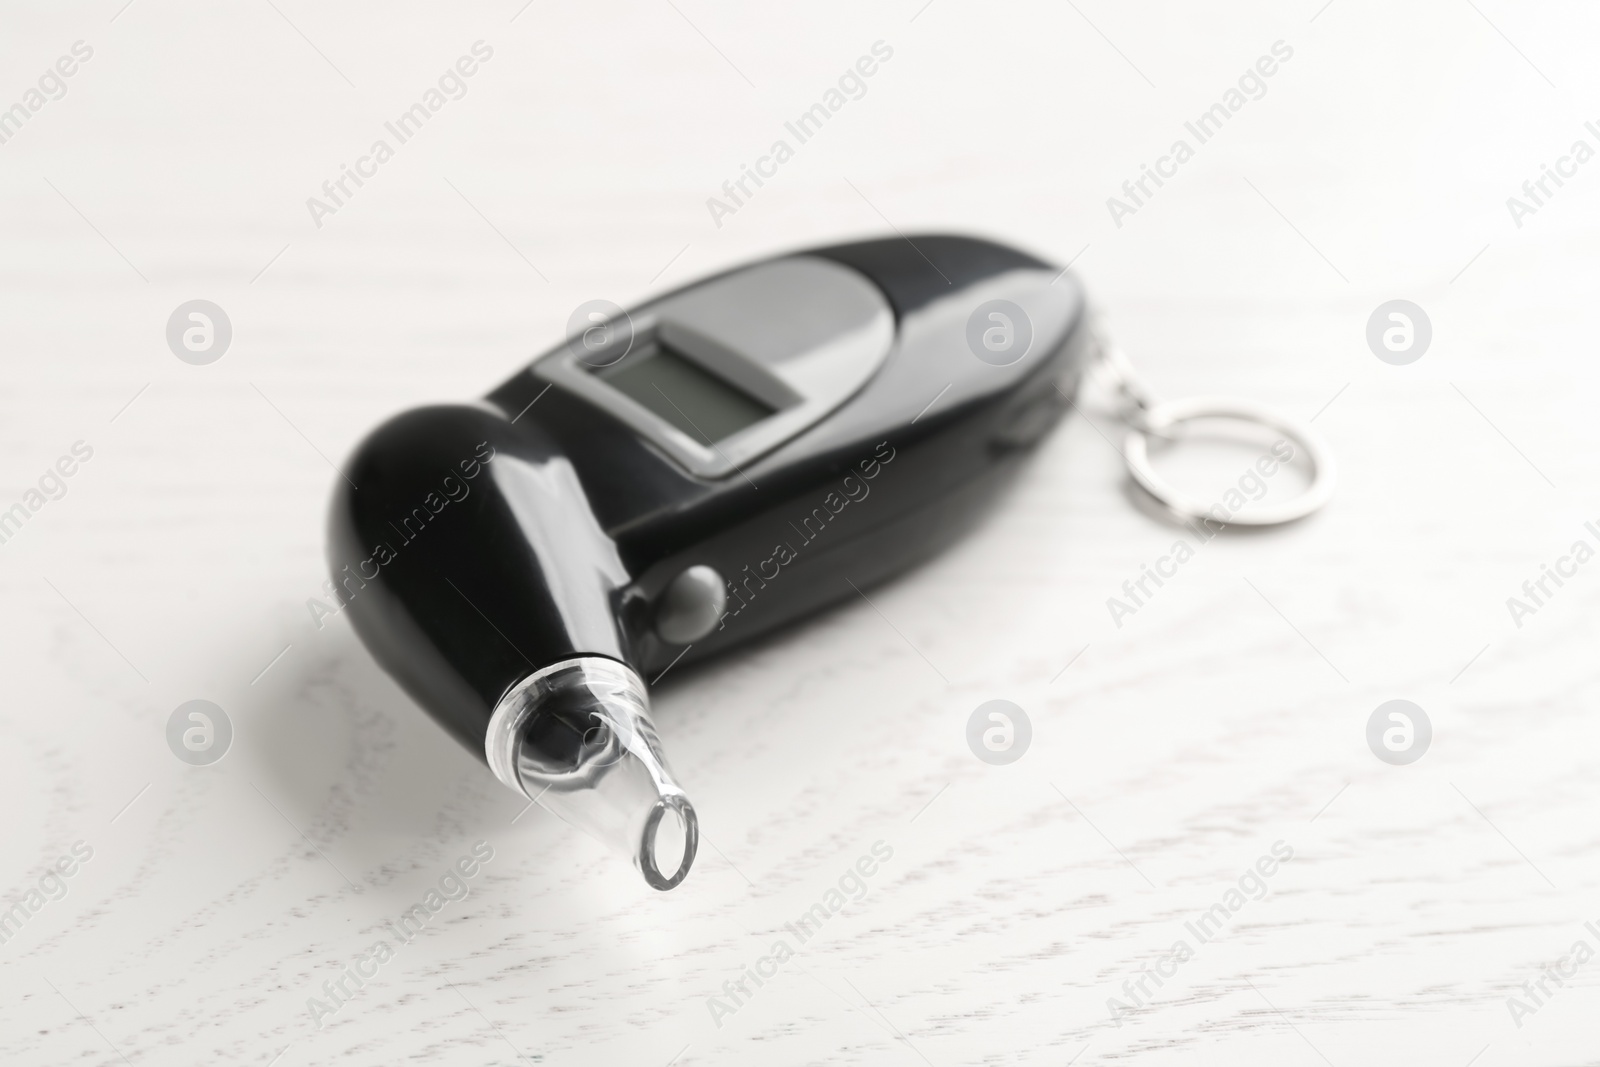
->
328 235 1091 760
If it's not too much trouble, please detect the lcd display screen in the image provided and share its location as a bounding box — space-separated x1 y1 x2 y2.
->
596 341 775 444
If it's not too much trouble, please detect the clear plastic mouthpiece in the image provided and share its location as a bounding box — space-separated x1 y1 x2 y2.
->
486 657 697 890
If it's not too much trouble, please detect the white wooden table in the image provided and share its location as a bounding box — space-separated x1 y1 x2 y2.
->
3 1 1599 1063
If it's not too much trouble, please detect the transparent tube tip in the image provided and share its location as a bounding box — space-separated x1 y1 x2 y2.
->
486 657 697 890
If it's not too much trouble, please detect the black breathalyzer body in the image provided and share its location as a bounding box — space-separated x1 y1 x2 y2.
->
328 235 1090 888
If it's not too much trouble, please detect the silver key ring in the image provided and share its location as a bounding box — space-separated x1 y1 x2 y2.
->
1093 331 1336 527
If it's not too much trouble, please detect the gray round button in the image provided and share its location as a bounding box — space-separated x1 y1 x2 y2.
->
966 699 1031 765
1366 699 1431 765
655 565 727 644
166 700 233 766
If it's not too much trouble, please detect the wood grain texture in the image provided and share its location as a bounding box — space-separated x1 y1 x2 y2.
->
2 1 1598 1064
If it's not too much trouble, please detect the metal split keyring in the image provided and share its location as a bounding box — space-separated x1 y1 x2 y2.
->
1093 333 1336 527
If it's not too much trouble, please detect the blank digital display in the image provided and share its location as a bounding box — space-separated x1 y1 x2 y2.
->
596 342 775 444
